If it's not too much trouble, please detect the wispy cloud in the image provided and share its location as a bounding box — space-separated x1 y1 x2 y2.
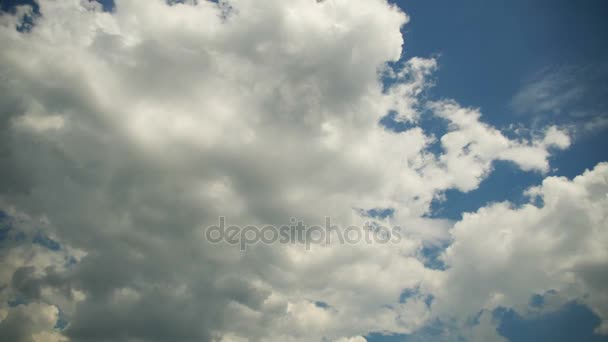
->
511 65 608 135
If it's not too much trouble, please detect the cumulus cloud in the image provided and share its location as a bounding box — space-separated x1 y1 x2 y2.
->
0 302 66 342
0 0 604 341
430 162 608 337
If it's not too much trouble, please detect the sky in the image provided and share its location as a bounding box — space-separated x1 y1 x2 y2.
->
0 1 607 342
395 0 608 220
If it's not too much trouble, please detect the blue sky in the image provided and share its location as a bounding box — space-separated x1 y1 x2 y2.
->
1 1 607 341
393 0 608 219
368 1 608 341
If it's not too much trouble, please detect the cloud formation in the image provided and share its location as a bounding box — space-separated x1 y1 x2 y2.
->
0 1 604 341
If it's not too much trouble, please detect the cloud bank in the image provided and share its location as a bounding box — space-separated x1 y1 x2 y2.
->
0 1 605 341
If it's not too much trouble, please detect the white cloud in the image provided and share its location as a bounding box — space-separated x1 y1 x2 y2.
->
0 303 66 342
0 1 603 341
511 66 586 116
433 162 608 335
417 100 570 193
511 65 608 137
